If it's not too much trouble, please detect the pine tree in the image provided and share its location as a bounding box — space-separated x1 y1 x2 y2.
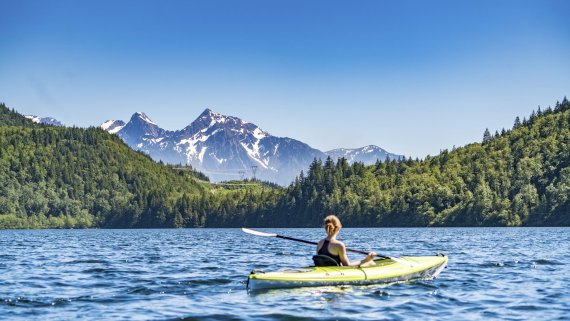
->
483 128 491 143
562 97 569 111
513 116 521 129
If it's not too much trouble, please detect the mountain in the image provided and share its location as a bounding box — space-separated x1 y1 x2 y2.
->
325 145 402 164
101 109 403 185
24 115 63 126
101 109 406 184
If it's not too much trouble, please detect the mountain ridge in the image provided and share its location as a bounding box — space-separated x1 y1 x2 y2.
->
101 108 403 185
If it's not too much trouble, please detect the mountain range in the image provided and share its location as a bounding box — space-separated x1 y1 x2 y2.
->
20 109 402 185
99 109 403 185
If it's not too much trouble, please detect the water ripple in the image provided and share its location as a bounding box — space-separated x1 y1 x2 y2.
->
0 228 568 320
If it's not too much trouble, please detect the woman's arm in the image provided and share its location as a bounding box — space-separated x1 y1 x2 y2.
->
338 243 376 267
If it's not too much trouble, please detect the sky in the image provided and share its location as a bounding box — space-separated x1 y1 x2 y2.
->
0 0 569 158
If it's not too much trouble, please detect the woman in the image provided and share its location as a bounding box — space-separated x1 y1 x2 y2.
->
316 215 377 267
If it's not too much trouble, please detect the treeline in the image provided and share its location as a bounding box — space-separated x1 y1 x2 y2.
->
253 97 570 227
1 98 570 228
0 104 36 127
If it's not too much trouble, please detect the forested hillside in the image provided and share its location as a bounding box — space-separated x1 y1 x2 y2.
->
1 98 569 228
0 104 36 127
0 103 279 228
253 98 570 227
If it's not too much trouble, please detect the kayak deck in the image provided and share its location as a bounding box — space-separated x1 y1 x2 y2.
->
247 255 448 290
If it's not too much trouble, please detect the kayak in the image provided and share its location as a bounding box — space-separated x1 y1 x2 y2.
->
247 254 448 290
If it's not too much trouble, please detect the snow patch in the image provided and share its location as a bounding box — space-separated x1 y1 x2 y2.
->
101 120 126 134
25 115 64 126
109 125 125 134
24 115 41 123
101 120 116 130
143 137 164 144
253 127 269 140
240 141 269 169
135 112 157 125
198 147 207 162
212 154 226 164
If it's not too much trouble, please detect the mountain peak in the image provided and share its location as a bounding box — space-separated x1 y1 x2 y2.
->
325 145 402 163
130 112 157 126
198 108 223 120
201 108 213 115
190 108 232 130
362 145 384 152
101 119 126 134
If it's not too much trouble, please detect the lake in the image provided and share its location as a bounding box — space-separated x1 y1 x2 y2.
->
1 228 568 320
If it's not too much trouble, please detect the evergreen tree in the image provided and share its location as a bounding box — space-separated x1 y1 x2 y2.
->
513 116 521 129
483 128 491 143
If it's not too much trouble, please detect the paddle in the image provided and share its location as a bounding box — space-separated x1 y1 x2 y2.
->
241 227 410 265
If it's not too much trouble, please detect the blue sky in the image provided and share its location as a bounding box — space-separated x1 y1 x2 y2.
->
1 0 569 158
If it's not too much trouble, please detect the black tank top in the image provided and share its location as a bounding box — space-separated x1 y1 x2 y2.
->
318 240 342 265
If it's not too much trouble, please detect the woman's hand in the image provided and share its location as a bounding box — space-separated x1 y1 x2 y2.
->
365 251 377 262
358 251 377 267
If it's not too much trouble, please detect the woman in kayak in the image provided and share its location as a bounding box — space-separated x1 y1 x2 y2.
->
316 215 376 267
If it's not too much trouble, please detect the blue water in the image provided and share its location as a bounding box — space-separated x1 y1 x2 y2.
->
0 228 568 320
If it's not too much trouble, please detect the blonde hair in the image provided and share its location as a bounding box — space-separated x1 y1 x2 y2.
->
324 215 342 235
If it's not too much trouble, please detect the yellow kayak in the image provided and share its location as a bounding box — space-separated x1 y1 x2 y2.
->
247 255 448 290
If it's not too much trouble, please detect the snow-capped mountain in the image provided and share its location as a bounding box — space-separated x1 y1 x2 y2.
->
101 120 125 134
101 109 325 185
25 115 63 126
111 112 167 148
325 145 403 164
101 109 404 185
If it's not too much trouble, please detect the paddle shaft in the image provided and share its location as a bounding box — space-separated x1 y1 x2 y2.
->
275 234 390 259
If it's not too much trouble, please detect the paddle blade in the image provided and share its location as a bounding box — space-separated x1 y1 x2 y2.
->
241 227 277 237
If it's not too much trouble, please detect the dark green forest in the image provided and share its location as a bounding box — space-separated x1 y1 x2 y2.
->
0 103 280 228
1 98 569 228
256 98 570 227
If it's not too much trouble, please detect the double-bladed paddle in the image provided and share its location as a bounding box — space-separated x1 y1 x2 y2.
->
241 227 412 266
